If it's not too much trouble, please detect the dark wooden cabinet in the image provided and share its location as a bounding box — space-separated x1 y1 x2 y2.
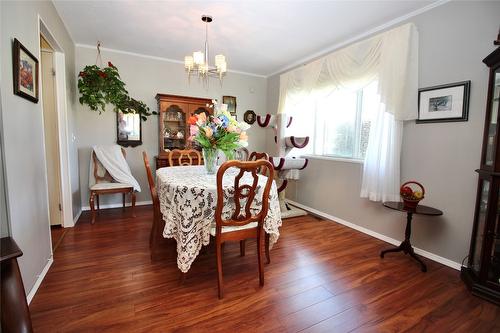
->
462 42 500 305
155 94 213 169
1 237 34 333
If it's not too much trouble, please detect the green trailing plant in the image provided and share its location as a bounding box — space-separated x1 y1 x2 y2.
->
78 62 156 121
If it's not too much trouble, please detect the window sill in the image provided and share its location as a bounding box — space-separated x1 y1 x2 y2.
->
301 154 364 164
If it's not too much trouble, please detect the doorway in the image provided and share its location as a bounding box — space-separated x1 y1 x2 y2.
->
40 36 63 228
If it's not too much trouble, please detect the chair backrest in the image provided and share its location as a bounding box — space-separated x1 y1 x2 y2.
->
215 160 274 236
93 147 126 183
234 147 250 161
248 151 270 175
168 149 202 166
142 151 160 215
249 151 269 162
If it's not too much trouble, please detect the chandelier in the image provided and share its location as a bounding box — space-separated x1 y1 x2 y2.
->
184 15 227 84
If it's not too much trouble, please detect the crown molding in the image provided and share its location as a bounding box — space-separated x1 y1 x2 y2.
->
267 0 452 77
75 43 267 78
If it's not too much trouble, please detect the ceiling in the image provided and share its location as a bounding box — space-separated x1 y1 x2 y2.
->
54 0 439 77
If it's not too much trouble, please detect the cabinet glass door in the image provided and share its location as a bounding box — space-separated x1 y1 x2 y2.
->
163 104 186 151
488 193 500 285
472 179 490 274
485 69 500 166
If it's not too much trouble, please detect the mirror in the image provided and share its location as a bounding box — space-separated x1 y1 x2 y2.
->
117 111 142 147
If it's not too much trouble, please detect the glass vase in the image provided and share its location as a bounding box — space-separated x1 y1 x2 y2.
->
202 147 218 174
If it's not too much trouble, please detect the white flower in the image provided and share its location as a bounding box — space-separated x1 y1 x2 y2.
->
220 104 228 112
238 121 251 131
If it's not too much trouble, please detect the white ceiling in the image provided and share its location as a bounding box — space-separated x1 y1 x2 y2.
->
54 0 439 77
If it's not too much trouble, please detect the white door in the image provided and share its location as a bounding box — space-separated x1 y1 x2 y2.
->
40 36 63 226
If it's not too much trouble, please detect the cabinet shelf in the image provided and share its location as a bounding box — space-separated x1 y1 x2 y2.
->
156 93 213 167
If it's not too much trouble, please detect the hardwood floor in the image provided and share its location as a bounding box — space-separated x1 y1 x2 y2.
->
30 206 499 332
50 225 67 252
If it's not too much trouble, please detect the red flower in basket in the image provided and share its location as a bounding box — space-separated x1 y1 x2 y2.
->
400 181 425 209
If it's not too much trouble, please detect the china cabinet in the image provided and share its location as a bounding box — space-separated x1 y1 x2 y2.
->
461 35 500 305
155 94 213 168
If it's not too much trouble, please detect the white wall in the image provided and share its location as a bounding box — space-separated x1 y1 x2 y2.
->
75 46 268 208
267 1 500 265
0 0 78 293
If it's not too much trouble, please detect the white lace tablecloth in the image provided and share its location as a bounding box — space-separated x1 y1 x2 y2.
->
157 165 282 273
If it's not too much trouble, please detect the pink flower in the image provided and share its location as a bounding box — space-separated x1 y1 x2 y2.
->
190 125 199 136
227 124 240 133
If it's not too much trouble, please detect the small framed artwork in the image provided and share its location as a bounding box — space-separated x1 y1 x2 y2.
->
223 96 237 116
117 111 142 147
244 110 256 124
13 38 39 103
417 81 470 123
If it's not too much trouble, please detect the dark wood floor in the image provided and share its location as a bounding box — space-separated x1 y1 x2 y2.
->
50 225 67 251
30 206 499 332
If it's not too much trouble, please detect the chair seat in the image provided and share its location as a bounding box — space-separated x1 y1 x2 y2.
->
209 222 258 236
90 182 133 191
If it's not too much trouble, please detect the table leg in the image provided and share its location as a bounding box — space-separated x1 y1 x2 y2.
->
380 212 427 272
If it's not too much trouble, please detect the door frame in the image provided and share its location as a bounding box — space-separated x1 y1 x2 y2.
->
38 16 74 230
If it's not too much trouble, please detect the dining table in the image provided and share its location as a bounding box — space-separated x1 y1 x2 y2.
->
156 165 282 273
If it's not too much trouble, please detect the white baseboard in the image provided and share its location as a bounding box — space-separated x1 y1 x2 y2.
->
27 256 53 304
81 200 152 211
287 199 462 271
72 209 82 225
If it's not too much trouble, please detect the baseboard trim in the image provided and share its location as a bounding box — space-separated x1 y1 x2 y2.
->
286 199 461 271
72 209 82 225
81 200 153 211
27 256 53 304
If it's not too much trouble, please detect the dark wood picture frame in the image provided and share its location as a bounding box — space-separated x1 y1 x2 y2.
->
12 38 39 103
244 110 256 124
116 111 142 147
417 81 471 123
222 96 237 116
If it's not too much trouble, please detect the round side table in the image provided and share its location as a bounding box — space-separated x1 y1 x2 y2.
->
381 201 443 272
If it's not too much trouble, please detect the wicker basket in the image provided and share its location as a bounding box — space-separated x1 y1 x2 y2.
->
400 181 425 209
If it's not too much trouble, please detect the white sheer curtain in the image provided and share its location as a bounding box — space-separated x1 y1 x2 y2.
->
277 23 418 201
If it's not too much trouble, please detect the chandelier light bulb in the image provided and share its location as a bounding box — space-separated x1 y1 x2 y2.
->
193 51 205 65
215 54 226 68
184 56 194 69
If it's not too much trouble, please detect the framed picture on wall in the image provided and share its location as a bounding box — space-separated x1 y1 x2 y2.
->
12 38 39 103
244 110 256 124
417 81 470 123
222 96 237 116
117 111 142 147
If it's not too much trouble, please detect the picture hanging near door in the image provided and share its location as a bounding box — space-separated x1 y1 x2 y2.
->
12 38 39 103
78 42 156 121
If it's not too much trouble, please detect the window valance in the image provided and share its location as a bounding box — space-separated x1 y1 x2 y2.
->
278 23 418 121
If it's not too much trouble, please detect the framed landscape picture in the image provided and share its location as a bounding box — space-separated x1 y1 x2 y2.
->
222 96 237 116
417 81 470 123
13 38 39 103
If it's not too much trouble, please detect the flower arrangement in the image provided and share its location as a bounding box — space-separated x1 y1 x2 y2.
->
78 62 156 121
188 100 249 172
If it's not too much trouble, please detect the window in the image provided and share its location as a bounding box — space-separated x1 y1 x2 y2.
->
292 81 379 160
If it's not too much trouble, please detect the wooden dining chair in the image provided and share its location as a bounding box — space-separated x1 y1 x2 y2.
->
234 147 250 161
89 148 135 224
211 159 274 299
142 151 176 261
168 149 202 166
246 151 272 262
249 151 269 162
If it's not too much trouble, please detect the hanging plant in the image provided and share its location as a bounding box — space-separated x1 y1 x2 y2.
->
78 60 156 121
